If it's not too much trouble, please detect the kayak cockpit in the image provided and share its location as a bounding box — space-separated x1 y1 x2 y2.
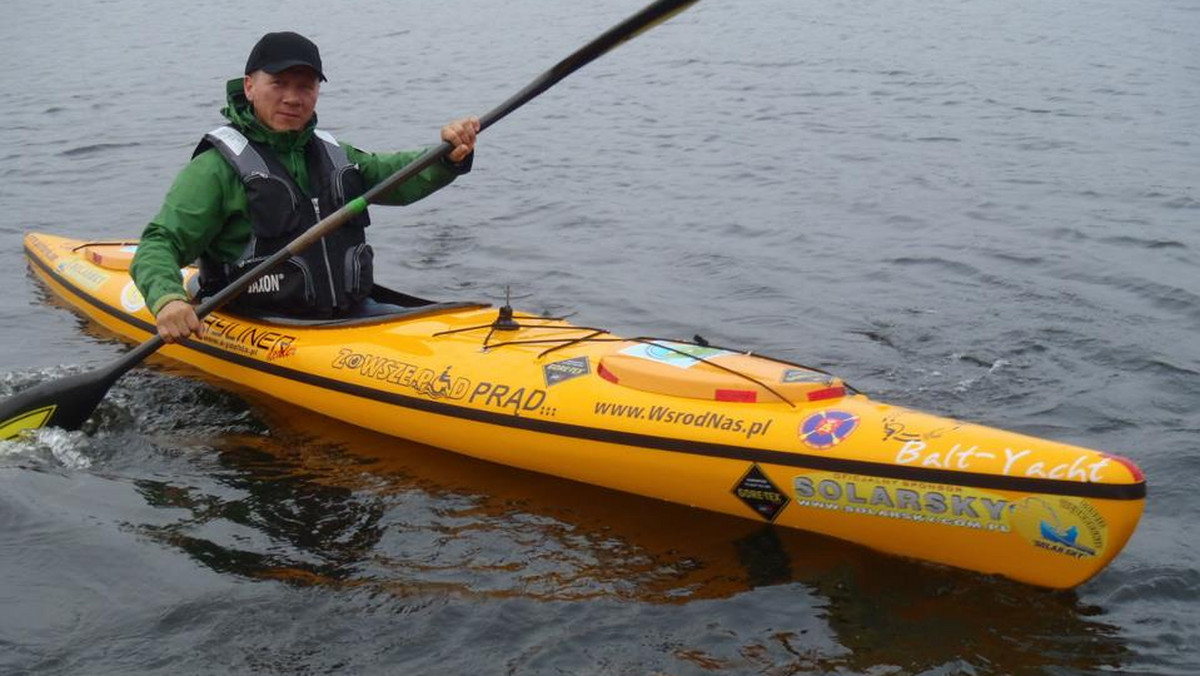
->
186 279 487 327
75 240 488 329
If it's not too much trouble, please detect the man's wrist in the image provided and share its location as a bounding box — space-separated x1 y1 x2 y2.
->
441 151 474 175
151 293 189 316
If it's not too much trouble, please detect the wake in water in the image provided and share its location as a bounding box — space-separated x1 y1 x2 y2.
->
0 425 93 470
0 365 265 470
1 365 96 469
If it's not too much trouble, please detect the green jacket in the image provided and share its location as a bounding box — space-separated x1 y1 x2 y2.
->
131 78 468 315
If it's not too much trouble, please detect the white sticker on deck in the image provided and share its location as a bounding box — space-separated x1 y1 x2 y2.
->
620 341 733 369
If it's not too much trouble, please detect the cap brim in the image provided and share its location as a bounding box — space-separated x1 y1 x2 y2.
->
259 60 327 81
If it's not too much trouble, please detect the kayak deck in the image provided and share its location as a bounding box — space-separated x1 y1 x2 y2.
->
19 232 1147 588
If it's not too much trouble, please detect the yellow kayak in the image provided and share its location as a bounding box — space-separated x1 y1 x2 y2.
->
22 232 1146 588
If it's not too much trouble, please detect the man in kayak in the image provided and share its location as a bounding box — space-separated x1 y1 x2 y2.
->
131 31 479 343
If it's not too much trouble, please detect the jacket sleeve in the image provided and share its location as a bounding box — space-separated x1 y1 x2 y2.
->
130 151 233 315
345 145 472 206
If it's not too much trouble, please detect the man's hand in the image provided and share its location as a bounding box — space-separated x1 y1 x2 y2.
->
155 299 204 343
441 116 480 163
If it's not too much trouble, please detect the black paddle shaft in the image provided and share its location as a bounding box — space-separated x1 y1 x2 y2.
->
0 0 699 439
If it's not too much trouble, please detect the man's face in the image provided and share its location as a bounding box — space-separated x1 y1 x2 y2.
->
244 67 320 132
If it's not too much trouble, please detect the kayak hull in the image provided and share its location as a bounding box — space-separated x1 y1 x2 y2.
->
20 232 1146 588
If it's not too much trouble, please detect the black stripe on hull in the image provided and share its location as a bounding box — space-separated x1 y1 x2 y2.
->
25 243 1147 501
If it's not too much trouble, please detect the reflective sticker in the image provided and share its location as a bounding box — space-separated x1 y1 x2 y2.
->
313 129 339 146
208 126 249 156
732 464 789 522
543 356 590 386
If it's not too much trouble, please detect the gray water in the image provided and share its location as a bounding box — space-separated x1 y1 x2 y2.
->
1 0 1198 673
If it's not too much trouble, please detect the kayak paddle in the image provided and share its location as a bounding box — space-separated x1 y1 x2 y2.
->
0 0 700 441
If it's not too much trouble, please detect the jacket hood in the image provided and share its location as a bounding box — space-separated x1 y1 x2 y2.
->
221 77 317 152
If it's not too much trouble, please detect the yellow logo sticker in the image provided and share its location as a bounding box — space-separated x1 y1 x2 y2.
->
1011 496 1108 559
55 260 109 291
120 281 146 313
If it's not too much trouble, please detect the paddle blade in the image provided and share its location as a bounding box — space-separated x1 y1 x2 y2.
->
0 367 122 440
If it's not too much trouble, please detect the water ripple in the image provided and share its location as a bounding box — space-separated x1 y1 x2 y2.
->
57 142 140 157
2 0 1198 673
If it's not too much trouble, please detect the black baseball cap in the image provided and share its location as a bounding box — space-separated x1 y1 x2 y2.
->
245 31 326 81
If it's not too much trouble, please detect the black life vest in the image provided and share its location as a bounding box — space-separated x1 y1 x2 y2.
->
195 125 373 316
